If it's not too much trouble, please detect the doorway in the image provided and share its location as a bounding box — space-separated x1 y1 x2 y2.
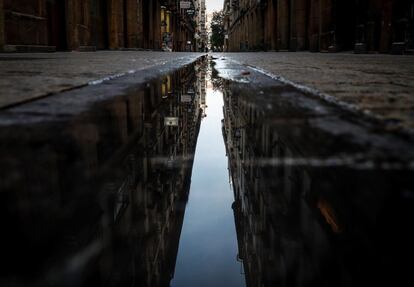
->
335 0 356 51
47 0 68 50
142 0 150 48
91 0 109 49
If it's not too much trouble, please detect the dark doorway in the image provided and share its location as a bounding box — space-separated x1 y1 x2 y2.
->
286 0 292 50
335 0 356 51
47 0 68 50
142 0 150 48
393 0 414 48
408 0 414 50
91 0 109 49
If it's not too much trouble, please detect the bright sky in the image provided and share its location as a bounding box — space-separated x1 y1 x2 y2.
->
206 0 224 13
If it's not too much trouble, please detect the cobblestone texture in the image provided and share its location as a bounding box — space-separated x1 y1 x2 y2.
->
2 51 413 133
218 52 414 132
0 51 202 108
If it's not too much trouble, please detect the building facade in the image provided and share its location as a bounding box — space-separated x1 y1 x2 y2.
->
0 0 201 52
224 0 414 54
196 0 208 51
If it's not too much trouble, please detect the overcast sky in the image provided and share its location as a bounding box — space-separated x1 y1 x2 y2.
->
206 0 224 13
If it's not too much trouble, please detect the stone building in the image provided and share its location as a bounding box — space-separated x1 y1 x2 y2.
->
223 0 414 54
0 0 200 52
196 0 208 51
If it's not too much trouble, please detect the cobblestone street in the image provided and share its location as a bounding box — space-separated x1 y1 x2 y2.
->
218 52 414 133
0 51 202 108
1 0 414 286
2 51 413 135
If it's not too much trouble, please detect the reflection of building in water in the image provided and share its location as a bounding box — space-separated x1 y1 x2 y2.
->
222 87 318 287
222 85 414 287
0 64 205 286
195 61 207 118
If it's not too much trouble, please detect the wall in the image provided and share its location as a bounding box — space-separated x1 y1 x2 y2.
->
225 0 413 54
0 0 175 52
0 0 4 50
3 0 49 49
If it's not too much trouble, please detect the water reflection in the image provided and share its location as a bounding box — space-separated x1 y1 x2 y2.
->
0 62 205 286
171 67 246 287
2 57 414 287
221 80 414 287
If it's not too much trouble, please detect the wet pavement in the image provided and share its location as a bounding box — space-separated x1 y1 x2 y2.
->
0 55 413 287
215 57 414 287
172 73 245 287
0 51 203 109
0 60 205 287
216 52 414 134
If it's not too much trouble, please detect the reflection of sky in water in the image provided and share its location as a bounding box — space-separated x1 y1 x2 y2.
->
171 87 246 287
206 0 224 13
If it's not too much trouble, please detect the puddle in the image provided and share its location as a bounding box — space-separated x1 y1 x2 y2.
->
0 60 207 287
0 57 414 287
171 66 245 287
217 59 414 287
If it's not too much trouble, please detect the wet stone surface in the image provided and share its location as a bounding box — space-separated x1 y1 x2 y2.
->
0 51 203 109
0 57 414 287
217 52 414 133
216 58 414 287
0 61 206 287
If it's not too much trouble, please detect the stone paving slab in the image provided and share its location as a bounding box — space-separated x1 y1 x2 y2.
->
0 51 203 109
218 52 414 133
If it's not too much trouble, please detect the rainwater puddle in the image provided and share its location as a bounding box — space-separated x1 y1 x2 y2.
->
0 57 414 287
171 72 245 287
